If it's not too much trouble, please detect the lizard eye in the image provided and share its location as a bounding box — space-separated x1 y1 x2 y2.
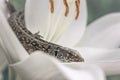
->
49 0 80 20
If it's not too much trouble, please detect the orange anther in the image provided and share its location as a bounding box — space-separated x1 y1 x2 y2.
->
63 0 69 16
49 0 54 13
49 0 80 20
75 0 80 20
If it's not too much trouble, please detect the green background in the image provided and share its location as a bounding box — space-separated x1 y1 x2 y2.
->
4 0 120 80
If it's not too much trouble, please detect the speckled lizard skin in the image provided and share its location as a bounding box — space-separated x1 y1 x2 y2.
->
6 1 84 62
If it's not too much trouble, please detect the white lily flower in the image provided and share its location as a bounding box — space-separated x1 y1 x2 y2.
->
0 0 106 80
24 0 120 75
0 0 119 79
0 8 105 80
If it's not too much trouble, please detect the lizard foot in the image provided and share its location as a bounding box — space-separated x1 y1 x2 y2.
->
34 31 43 39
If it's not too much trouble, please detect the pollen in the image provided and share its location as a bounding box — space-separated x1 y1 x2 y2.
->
49 0 80 20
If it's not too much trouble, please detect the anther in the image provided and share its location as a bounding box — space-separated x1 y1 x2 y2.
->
77 0 80 5
75 0 80 20
63 0 69 16
49 0 54 13
49 0 80 20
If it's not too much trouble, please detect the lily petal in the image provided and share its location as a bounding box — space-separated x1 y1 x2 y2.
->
25 0 50 38
0 72 3 80
76 47 120 75
10 51 105 80
0 47 7 71
16 75 22 80
0 10 29 64
56 0 87 47
0 3 9 77
46 0 66 41
78 13 120 48
0 0 9 17
63 63 106 80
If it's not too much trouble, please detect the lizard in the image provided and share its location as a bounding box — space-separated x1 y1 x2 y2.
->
6 0 84 62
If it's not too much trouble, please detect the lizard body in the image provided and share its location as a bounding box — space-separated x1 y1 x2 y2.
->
7 1 84 62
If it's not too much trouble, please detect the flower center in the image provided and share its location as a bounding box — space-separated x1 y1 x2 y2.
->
49 0 80 20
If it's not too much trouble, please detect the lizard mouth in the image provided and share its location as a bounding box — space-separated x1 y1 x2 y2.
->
49 0 80 20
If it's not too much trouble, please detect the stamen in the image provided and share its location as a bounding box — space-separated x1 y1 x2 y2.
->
75 0 80 20
49 0 80 20
77 0 80 5
49 0 54 13
63 0 69 16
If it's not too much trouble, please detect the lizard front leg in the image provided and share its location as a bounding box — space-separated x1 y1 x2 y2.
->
34 31 44 39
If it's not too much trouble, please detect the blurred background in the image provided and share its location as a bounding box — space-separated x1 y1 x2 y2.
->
87 0 120 24
3 0 120 80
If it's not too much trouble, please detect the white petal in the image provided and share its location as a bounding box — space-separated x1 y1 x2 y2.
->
56 0 87 47
9 67 22 80
0 47 7 71
16 75 22 80
96 61 120 75
25 0 50 38
10 51 105 80
0 0 9 17
63 63 105 80
0 10 29 64
78 13 120 48
0 72 3 80
76 47 120 75
46 0 66 41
